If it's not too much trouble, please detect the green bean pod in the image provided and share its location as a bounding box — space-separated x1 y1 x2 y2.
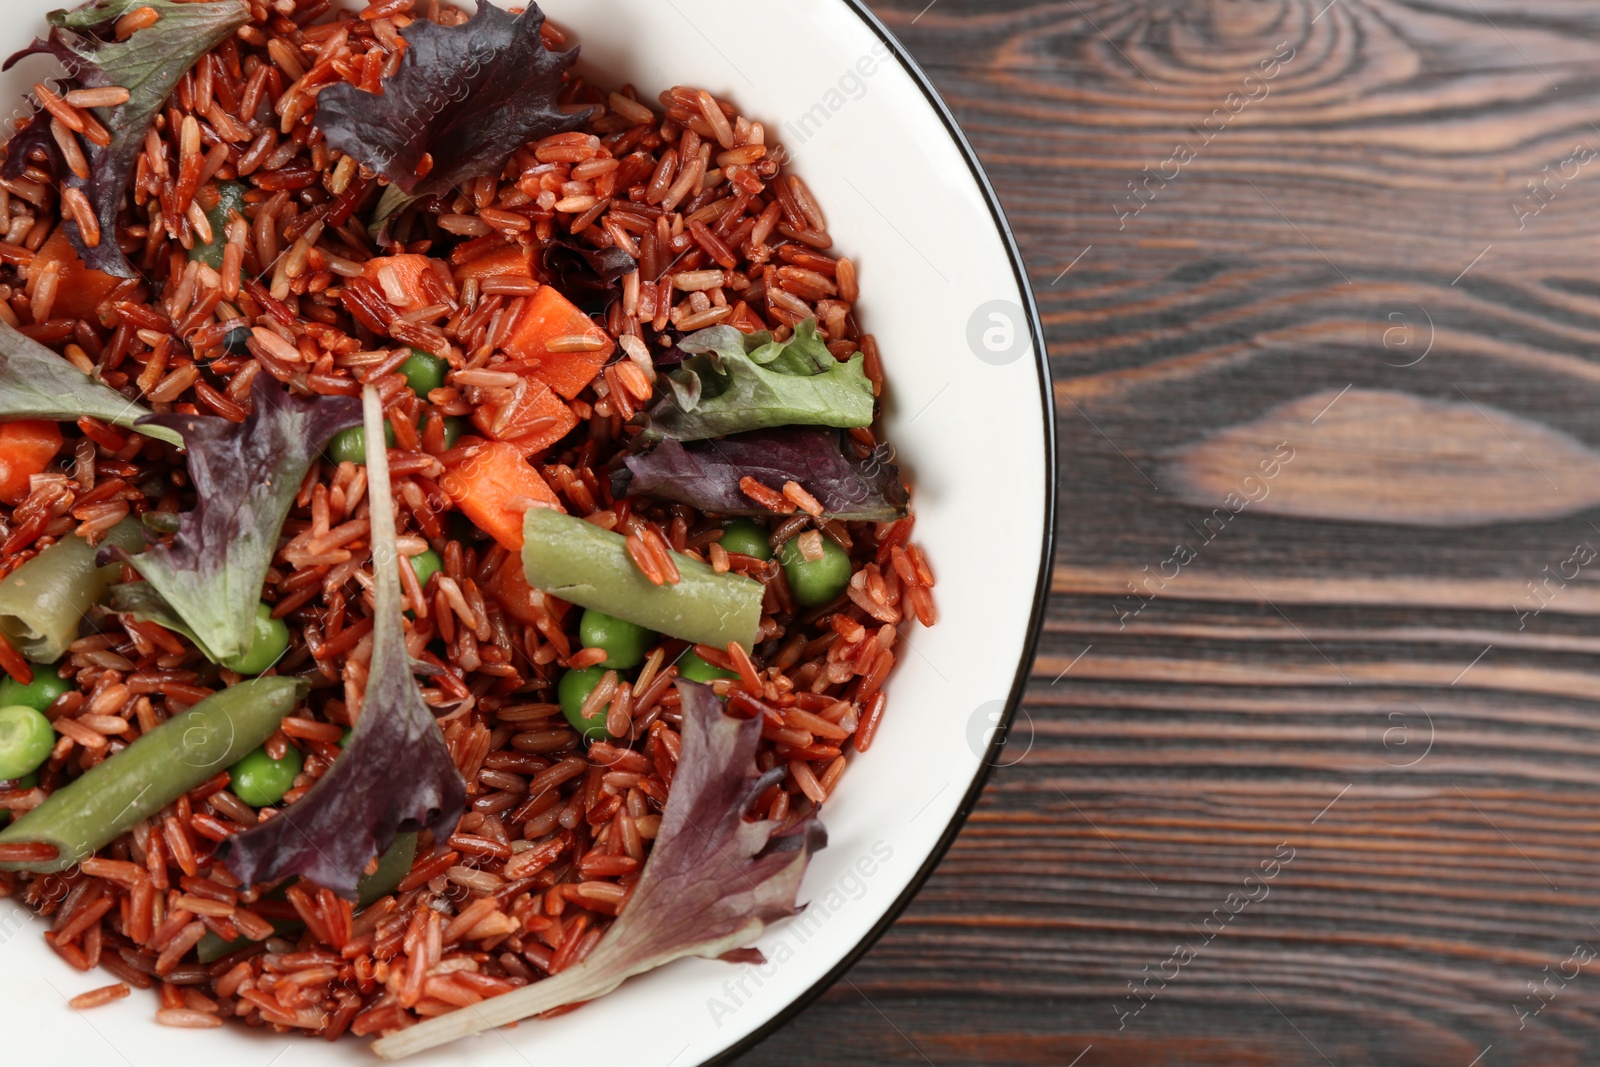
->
521 508 763 650
0 676 304 873
0 521 143 663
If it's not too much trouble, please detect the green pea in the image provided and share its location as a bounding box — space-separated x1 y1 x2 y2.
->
0 770 38 828
578 609 653 670
558 667 611 742
0 705 56 780
779 535 853 608
222 602 290 676
400 350 449 398
0 663 70 712
676 650 737 684
327 422 396 466
339 727 353 749
719 519 773 561
408 549 443 592
228 744 304 807
425 413 466 450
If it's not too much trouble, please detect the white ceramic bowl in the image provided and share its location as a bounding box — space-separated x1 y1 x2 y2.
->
0 2 1053 1063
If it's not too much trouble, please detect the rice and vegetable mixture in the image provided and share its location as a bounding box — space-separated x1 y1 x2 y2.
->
0 0 933 1053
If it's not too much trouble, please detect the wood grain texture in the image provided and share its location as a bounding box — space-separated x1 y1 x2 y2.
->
733 2 1600 1065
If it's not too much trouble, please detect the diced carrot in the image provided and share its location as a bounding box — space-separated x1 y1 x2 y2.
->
470 375 578 458
0 420 64 504
485 553 573 626
502 285 615 400
362 254 441 313
484 552 546 627
34 226 120 322
441 441 563 552
454 245 534 281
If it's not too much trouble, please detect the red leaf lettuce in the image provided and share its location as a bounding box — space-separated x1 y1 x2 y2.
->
617 427 909 522
4 0 252 278
218 387 465 898
370 680 826 1059
314 1 588 199
111 375 360 664
542 234 636 314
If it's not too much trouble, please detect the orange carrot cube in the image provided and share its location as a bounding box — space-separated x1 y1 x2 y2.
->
502 285 614 400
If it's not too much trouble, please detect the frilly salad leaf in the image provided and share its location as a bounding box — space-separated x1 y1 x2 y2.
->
371 679 825 1060
219 387 466 898
315 1 588 199
3 0 252 278
639 319 875 443
543 234 637 314
115 375 359 664
0 318 180 445
1 109 61 183
617 427 909 522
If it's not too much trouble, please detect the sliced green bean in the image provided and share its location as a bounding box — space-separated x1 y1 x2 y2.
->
521 508 763 650
0 521 143 662
359 831 418 906
0 676 304 873
188 180 249 270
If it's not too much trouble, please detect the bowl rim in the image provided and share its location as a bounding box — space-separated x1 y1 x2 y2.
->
700 3 1058 1063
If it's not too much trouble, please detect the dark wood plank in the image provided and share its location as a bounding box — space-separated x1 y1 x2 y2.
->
737 1 1600 1064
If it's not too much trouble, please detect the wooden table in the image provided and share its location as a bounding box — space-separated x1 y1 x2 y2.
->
738 2 1600 1064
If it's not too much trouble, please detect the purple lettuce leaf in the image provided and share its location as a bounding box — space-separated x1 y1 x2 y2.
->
116 375 359 664
542 234 636 314
314 1 589 199
218 387 465 898
1 107 63 183
370 680 826 1059
616 427 909 523
3 0 251 278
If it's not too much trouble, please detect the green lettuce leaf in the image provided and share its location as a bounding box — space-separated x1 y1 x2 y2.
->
117 376 360 663
4 0 251 277
0 319 180 445
640 319 875 443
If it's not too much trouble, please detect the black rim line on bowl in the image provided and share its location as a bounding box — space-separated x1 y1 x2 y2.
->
701 3 1059 1065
